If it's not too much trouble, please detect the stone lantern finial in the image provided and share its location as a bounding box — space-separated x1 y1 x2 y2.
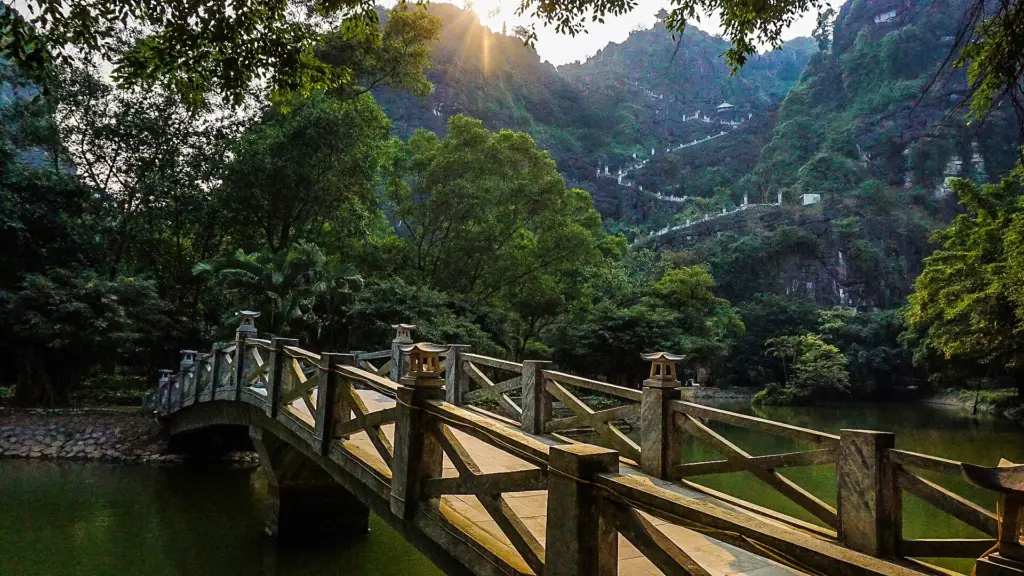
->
392 324 416 343
236 310 260 336
180 350 198 367
158 369 175 385
641 352 684 386
400 342 448 388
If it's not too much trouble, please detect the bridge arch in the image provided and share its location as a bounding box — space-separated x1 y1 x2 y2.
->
165 399 498 576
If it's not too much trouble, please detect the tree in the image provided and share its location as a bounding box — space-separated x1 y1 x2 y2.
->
387 115 611 356
219 92 392 253
954 0 1024 135
650 265 745 365
905 172 1024 396
0 140 101 290
346 277 504 356
755 334 850 405
511 26 533 44
817 308 916 397
549 258 743 386
2 0 368 107
2 270 171 406
723 294 820 387
193 241 359 338
3 1 445 109
50 63 238 284
812 7 836 53
315 6 442 101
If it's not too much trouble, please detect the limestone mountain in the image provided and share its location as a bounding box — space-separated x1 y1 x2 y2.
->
373 0 1024 312
646 0 1023 310
372 4 815 194
744 0 1019 201
558 17 814 158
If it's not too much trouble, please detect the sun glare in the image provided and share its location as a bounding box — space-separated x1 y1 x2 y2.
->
464 0 524 35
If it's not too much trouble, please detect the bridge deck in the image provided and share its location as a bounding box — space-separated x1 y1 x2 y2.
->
310 388 807 576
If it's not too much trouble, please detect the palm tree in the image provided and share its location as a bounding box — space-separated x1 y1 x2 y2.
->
194 241 361 337
765 336 799 387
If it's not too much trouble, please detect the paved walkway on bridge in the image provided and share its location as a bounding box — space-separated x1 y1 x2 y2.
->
285 388 810 576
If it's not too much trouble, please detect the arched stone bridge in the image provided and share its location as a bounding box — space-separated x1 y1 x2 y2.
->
150 316 1024 576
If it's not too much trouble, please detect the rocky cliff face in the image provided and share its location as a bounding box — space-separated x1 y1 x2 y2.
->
678 0 1024 309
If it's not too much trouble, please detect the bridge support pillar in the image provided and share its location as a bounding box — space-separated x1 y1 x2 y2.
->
837 429 899 557
545 444 619 576
249 426 369 540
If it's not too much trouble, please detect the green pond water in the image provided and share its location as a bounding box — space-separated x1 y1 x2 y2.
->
0 401 1021 575
0 460 444 576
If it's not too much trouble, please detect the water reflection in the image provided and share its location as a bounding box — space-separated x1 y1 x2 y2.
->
0 460 443 576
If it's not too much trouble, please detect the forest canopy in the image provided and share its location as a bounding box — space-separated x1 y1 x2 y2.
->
2 0 1024 414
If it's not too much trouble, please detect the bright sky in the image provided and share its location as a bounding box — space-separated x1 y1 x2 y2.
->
465 0 843 66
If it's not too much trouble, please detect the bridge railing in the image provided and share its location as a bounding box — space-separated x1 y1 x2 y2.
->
457 352 525 419
416 399 551 575
150 320 1023 574
353 349 391 378
886 449 1017 564
667 400 840 533
443 349 1023 571
393 372 913 576
541 369 642 463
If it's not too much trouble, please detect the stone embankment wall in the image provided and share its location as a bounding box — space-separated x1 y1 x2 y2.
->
0 408 256 465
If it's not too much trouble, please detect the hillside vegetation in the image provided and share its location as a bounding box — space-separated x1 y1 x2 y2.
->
3 0 1024 412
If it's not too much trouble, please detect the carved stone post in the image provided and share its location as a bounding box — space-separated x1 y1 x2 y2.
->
390 343 447 520
193 353 209 405
521 360 552 435
389 324 415 382
837 429 899 557
158 369 174 415
178 350 196 409
640 352 684 478
314 353 350 456
266 337 298 418
999 491 1024 564
207 344 221 402
545 444 619 576
444 344 471 405
234 310 260 400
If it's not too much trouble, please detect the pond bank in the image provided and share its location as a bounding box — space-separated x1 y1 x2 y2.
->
674 386 1024 427
913 388 1024 425
0 407 257 465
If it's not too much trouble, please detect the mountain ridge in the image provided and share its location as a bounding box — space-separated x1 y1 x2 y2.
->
373 3 815 195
